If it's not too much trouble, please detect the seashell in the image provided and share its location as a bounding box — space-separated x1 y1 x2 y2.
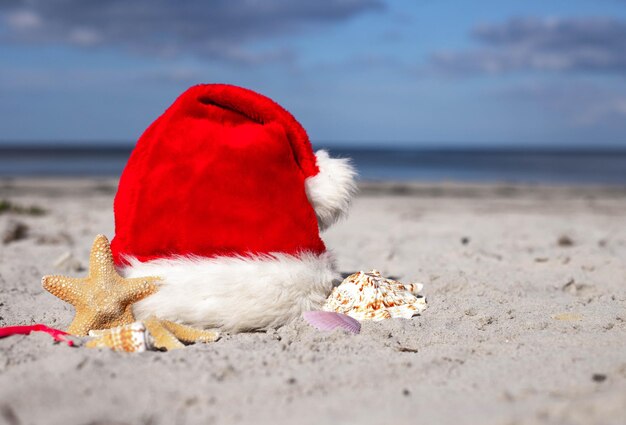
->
323 270 427 321
302 311 361 334
86 322 150 353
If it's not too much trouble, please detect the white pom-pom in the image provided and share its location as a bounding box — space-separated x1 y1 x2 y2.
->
305 150 357 231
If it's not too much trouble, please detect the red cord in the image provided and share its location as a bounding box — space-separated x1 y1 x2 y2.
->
0 324 75 347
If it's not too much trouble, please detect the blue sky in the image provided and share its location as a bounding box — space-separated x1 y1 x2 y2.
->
1 0 625 147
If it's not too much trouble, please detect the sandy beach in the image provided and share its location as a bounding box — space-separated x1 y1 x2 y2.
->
0 178 625 425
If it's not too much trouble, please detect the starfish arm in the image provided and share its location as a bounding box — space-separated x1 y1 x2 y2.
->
41 275 86 306
144 317 184 350
88 234 118 280
119 276 160 305
160 320 220 344
67 309 100 336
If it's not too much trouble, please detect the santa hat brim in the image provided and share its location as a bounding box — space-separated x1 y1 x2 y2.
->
119 150 356 331
123 251 338 332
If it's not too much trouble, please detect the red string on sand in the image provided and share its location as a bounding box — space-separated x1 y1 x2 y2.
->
0 324 75 347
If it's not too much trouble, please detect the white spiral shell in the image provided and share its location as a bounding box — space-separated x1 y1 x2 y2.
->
323 270 427 321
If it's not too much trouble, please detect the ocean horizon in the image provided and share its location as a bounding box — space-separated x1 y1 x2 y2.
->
0 143 625 185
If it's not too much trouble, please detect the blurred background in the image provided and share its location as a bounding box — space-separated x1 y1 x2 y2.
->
0 0 625 183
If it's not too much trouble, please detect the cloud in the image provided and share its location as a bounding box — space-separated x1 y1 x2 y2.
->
496 81 626 129
432 17 626 75
0 0 383 64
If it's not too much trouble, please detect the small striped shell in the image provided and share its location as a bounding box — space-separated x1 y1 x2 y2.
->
323 270 427 321
86 322 150 353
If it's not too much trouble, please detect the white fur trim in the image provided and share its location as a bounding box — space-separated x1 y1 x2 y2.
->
305 150 357 231
119 252 338 333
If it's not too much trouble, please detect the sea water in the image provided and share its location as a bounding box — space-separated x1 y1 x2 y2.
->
0 144 625 184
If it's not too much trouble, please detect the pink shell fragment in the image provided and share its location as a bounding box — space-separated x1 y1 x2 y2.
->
302 311 361 334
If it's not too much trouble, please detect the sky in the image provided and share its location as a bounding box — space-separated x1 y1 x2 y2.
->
1 0 626 148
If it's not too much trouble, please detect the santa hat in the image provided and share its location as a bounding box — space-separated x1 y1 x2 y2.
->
111 84 356 332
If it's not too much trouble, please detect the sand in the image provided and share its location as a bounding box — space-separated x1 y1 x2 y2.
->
0 179 625 425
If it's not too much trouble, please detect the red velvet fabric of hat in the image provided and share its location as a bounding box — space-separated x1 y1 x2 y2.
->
111 84 325 264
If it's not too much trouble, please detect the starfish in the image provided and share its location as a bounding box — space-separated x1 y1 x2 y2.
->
42 234 160 336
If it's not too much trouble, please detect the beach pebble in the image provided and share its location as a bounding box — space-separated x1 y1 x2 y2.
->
53 251 85 272
2 219 29 244
552 312 582 321
592 373 607 383
36 232 73 245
